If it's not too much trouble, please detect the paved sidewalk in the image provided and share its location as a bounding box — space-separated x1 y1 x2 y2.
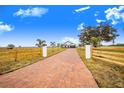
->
0 49 98 88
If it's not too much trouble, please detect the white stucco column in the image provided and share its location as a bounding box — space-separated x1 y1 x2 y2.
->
42 46 47 57
85 45 92 59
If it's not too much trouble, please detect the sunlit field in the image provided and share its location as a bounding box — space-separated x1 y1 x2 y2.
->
0 47 65 75
77 46 124 88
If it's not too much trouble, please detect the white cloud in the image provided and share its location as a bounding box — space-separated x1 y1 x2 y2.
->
105 6 124 25
77 23 85 31
94 11 99 17
94 14 98 17
0 22 3 24
0 22 14 32
96 19 106 23
61 37 79 45
75 6 90 13
14 7 48 17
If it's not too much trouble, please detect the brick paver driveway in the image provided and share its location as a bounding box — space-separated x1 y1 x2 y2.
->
0 49 98 88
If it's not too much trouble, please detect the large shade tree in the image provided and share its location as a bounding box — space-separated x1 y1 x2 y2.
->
79 22 119 47
97 23 119 45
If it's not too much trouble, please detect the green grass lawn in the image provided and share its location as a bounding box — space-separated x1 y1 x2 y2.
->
0 47 65 75
77 47 124 88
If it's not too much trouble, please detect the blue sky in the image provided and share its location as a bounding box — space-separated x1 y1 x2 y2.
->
0 5 124 47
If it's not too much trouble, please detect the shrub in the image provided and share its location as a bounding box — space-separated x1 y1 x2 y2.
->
7 44 15 49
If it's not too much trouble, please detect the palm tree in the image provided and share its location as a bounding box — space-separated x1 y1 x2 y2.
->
35 39 46 47
50 42 56 47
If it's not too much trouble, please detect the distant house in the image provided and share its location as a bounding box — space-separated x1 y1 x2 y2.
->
62 41 76 48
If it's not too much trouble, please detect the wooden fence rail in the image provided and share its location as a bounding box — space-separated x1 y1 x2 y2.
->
92 47 124 65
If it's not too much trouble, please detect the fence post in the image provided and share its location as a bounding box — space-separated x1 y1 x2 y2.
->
42 46 47 57
85 45 92 59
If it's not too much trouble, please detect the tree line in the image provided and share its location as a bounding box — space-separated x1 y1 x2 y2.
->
5 39 63 49
35 39 63 48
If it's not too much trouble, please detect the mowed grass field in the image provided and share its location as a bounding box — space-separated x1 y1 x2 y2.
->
77 47 124 88
0 47 65 75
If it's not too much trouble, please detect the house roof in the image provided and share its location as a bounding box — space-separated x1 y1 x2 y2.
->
63 41 76 45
